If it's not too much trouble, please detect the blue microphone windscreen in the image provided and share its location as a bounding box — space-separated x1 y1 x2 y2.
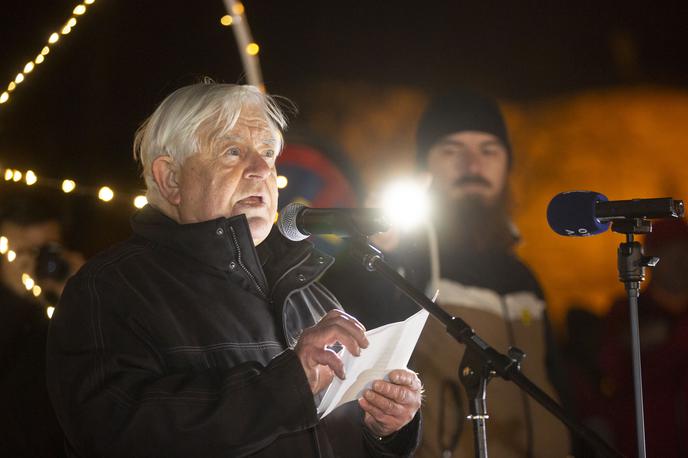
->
547 191 610 236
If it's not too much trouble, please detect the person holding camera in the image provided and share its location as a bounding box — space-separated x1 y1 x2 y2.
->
0 192 83 457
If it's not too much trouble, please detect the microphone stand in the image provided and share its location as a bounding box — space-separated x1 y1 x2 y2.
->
349 237 624 458
610 218 659 458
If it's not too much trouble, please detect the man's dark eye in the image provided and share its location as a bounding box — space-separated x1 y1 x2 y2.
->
264 150 275 158
482 147 501 156
226 147 241 156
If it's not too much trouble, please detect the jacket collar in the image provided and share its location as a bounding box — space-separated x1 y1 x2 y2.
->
131 205 250 271
257 225 320 289
130 205 332 295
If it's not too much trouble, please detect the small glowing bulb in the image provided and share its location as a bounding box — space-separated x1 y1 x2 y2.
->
98 186 114 202
84 0 95 4
47 306 55 319
220 15 233 26
0 236 7 254
0 92 8 104
8 81 16 91
24 62 35 73
61 25 72 35
35 54 45 64
15 73 24 84
48 33 60 44
62 179 76 193
67 18 77 27
246 43 259 56
133 195 148 209
276 175 288 189
232 2 245 15
73 5 86 15
33 285 42 297
7 250 16 262
24 276 35 290
12 170 22 182
41 46 50 56
25 170 37 185
4 169 13 180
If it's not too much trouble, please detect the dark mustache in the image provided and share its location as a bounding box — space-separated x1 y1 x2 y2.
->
455 175 491 187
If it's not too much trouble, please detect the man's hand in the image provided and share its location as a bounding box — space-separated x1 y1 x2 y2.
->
294 310 369 394
358 369 422 438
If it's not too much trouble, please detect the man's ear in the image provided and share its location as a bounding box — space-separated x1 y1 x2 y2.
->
151 156 181 206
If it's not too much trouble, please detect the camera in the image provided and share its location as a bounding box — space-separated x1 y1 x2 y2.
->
35 242 71 282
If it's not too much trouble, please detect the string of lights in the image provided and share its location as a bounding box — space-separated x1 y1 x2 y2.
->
2 0 261 106
1 0 270 209
1 166 149 209
0 0 97 107
220 1 264 89
1 165 289 207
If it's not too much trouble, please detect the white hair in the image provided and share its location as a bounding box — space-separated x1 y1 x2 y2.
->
133 82 289 204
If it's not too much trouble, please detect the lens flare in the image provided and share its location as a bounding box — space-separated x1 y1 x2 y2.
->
381 179 431 230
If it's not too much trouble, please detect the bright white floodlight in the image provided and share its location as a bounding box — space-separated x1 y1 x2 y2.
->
381 179 431 230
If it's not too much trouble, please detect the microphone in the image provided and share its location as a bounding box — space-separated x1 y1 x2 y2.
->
547 191 685 237
277 202 391 241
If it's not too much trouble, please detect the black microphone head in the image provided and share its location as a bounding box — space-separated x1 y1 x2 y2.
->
277 202 309 241
547 191 611 236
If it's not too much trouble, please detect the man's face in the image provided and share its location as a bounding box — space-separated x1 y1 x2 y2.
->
175 109 280 245
0 220 61 297
425 131 509 205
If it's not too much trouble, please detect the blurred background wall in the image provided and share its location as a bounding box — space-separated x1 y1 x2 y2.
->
300 84 688 326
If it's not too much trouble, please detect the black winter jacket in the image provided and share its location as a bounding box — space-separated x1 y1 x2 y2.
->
46 206 419 457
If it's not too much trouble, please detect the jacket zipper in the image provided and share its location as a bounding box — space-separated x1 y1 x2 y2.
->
228 226 267 297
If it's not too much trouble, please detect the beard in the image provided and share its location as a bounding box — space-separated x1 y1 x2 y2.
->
433 189 517 253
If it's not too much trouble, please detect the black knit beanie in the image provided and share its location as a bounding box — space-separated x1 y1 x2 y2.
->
415 89 512 169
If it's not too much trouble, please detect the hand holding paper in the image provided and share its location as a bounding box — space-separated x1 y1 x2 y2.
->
317 309 429 418
295 309 369 394
359 369 423 437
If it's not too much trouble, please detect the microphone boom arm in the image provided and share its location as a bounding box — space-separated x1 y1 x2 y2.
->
348 237 624 458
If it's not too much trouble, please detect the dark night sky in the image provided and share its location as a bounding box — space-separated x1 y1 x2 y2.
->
0 0 686 249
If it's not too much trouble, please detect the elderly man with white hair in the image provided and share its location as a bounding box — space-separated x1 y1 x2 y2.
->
46 83 422 457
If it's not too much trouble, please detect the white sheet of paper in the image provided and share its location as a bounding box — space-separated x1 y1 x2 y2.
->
317 308 429 419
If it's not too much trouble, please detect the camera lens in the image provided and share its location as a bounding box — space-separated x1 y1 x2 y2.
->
35 243 70 282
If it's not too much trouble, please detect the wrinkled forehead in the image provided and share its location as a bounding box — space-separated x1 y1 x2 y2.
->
199 105 282 151
231 110 279 141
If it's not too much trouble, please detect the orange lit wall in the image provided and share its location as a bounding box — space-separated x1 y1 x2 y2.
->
508 86 688 325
